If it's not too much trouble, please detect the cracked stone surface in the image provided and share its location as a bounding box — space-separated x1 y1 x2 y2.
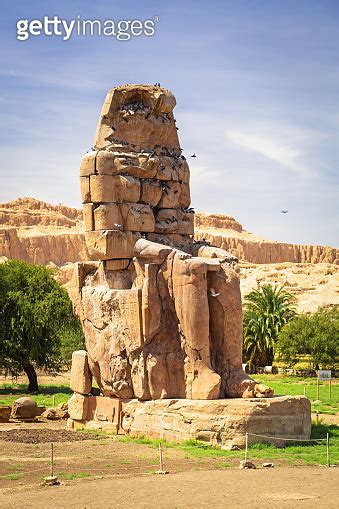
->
72 84 273 400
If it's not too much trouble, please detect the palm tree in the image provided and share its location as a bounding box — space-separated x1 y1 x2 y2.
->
243 284 296 369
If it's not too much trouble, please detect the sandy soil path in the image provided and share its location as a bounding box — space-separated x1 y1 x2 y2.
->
1 467 338 509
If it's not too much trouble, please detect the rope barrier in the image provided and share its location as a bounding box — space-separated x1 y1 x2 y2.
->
245 432 327 443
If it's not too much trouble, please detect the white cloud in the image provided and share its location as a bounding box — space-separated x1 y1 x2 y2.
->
224 128 311 176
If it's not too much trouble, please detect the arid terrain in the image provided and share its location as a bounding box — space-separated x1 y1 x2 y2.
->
1 197 338 312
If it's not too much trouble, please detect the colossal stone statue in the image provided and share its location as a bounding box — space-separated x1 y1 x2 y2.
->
75 84 272 401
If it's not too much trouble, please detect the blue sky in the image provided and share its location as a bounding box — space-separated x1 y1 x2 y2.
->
0 0 338 246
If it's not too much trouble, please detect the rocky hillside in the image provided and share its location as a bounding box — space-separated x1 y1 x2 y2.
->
0 198 338 312
0 197 88 265
194 213 338 264
0 197 82 227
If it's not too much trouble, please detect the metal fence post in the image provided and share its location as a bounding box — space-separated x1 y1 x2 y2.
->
245 432 248 462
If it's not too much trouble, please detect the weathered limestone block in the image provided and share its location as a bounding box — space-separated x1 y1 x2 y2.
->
0 406 11 422
105 259 130 270
80 176 91 203
93 203 122 230
68 393 89 420
12 397 38 419
158 181 182 208
94 85 180 153
90 175 115 202
177 160 190 183
114 175 141 203
133 238 173 263
140 180 162 206
155 158 178 181
88 397 121 426
155 208 178 233
147 233 193 251
75 85 277 408
119 203 155 232
85 230 140 259
96 150 118 175
89 175 141 204
81 286 143 398
80 151 96 176
141 263 162 341
83 203 94 232
70 350 92 395
122 396 311 446
113 153 158 178
178 210 194 235
180 183 191 208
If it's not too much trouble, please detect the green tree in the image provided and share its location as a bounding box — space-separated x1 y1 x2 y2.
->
0 260 84 392
277 306 339 369
243 284 296 368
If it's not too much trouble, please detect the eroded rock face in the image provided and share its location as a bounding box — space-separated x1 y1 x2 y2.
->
74 84 271 401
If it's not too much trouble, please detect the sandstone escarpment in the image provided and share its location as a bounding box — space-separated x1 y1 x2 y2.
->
0 197 82 227
1 200 337 268
0 198 88 265
240 262 339 313
195 212 242 232
194 213 338 264
0 228 88 265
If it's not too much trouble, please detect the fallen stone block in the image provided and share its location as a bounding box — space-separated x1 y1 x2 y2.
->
12 397 38 419
0 405 11 422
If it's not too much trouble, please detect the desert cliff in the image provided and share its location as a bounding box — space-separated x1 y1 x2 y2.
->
194 212 338 265
0 197 337 312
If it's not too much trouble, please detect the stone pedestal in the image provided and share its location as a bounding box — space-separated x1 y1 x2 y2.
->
67 395 311 448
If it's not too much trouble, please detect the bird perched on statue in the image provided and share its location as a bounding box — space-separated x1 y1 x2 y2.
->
114 224 124 231
209 288 220 298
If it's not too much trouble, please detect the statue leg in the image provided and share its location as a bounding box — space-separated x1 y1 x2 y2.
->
172 255 221 399
208 265 273 398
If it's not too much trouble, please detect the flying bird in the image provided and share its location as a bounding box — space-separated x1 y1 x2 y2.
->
191 153 197 158
281 210 288 214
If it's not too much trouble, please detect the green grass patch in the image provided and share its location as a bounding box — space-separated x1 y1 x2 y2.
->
254 375 338 415
0 383 71 408
0 473 23 481
116 423 338 466
6 463 23 472
58 472 91 480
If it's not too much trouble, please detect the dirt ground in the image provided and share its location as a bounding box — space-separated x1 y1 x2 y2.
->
0 420 338 508
1 466 338 508
1 373 338 507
